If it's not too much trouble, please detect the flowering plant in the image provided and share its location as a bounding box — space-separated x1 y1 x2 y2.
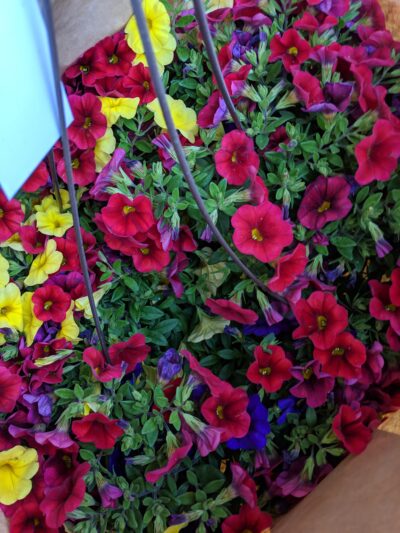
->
1 0 400 531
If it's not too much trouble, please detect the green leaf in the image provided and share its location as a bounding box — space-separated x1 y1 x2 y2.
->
187 309 230 343
169 410 181 431
153 386 169 409
141 417 158 435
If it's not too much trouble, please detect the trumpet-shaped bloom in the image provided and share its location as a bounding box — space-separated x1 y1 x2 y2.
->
57 304 81 344
0 254 9 287
32 285 72 323
0 283 23 331
215 130 260 185
24 240 63 286
94 127 117 172
72 413 124 449
147 96 198 143
99 97 140 127
21 292 43 346
101 193 155 237
36 207 73 237
0 446 39 505
68 93 107 149
0 191 24 244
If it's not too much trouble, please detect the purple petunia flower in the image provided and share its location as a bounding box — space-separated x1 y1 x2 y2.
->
157 348 182 383
227 394 270 450
308 82 353 114
277 397 299 425
99 483 123 508
289 360 335 408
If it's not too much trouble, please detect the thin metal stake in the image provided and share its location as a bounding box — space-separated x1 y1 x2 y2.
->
47 150 63 213
42 0 110 362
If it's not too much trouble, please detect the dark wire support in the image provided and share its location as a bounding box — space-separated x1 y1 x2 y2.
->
43 0 110 362
129 0 276 297
192 0 242 131
47 150 63 213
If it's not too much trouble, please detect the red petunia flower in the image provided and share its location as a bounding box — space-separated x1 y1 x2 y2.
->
10 497 57 533
0 365 22 413
292 70 324 109
19 224 47 254
247 345 292 393
101 193 155 237
0 191 24 243
109 333 150 373
231 201 293 263
171 225 197 253
313 331 367 379
145 431 193 483
205 298 258 325
269 29 311 71
63 46 102 87
354 119 400 185
215 130 260 185
22 161 49 192
68 93 107 150
32 285 72 323
55 145 96 187
369 279 400 334
130 228 171 273
54 237 80 272
332 405 373 455
294 11 338 34
230 463 258 508
122 64 156 104
267 244 308 293
297 175 352 230
222 504 272 533
94 33 134 78
293 291 348 349
197 91 227 129
72 413 124 449
201 383 250 442
82 347 122 383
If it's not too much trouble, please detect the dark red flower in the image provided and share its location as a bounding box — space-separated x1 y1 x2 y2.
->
32 285 72 323
332 405 373 454
369 279 400 334
294 11 338 34
54 237 80 272
267 244 308 293
224 64 252 97
63 46 102 87
9 497 57 533
68 93 107 150
313 331 367 379
55 145 96 187
22 161 49 192
82 347 122 383
72 413 124 449
205 298 258 325
222 504 272 533
101 193 155 237
197 91 227 129
122 64 156 104
247 345 292 393
0 365 22 413
351 64 392 119
231 201 293 262
355 119 400 185
171 225 197 253
215 130 259 185
307 0 349 17
230 463 257 508
130 231 171 273
0 191 24 243
293 291 348 349
293 70 324 109
390 268 400 307
109 333 150 373
201 383 250 442
290 360 334 408
297 175 352 230
94 33 134 78
19 224 47 254
145 431 193 483
269 29 311 71
232 0 272 26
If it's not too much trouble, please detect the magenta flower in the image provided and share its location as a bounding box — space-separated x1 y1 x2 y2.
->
290 360 335 408
297 175 352 230
99 483 123 509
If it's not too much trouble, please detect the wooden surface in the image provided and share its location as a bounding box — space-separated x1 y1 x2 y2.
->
380 0 400 38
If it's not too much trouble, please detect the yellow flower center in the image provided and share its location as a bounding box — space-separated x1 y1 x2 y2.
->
0 209 4 218
0 306 9 315
231 151 237 163
317 315 327 330
259 366 272 376
43 301 53 311
143 81 150 90
288 46 298 56
242 530 253 533
251 228 263 242
385 304 396 312
79 65 89 73
71 158 80 169
123 205 136 215
33 518 40 526
83 117 92 129
146 17 153 30
62 455 72 469
108 54 119 64
318 200 331 213
140 247 150 255
302 367 313 380
216 405 224 419
95 366 101 375
332 347 345 356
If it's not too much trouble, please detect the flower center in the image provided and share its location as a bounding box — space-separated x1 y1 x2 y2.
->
44 345 50 353
259 366 272 375
83 117 92 129
317 200 331 213
231 151 238 163
242 530 253 533
251 228 263 242
332 347 345 356
288 46 298 56
33 518 40 527
302 367 313 380
317 315 327 330
43 300 53 311
71 158 80 169
143 81 150 90
79 65 89 73
385 304 396 312
216 405 224 419
140 247 150 255
95 366 101 375
62 454 72 469
123 205 136 215
108 54 119 64
0 306 9 315
146 17 153 30
0 208 4 218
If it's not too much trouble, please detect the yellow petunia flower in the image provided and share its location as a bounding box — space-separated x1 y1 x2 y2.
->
164 524 189 533
0 446 39 505
21 292 43 346
57 303 80 343
36 206 73 237
0 232 24 252
74 284 110 319
206 0 233 12
0 283 23 331
0 333 5 345
24 239 63 286
95 127 117 172
99 97 140 127
34 190 71 213
147 96 198 143
0 254 10 288
125 0 176 72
